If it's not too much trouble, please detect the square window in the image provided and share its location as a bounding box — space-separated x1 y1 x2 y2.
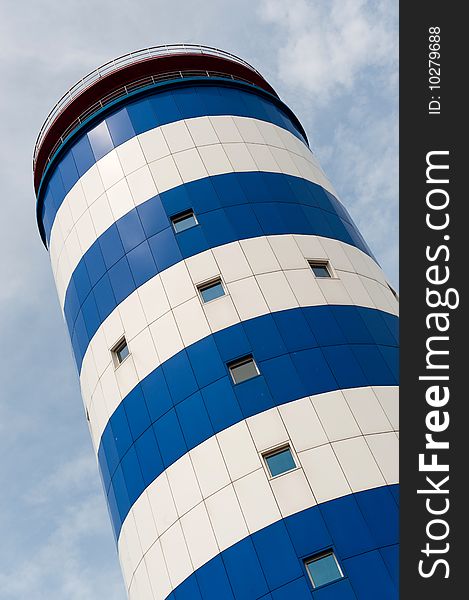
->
198 278 225 303
263 445 296 477
305 551 343 588
112 337 129 366
308 260 332 278
228 355 259 384
171 209 198 233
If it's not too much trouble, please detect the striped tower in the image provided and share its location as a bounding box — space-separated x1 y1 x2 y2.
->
33 46 399 600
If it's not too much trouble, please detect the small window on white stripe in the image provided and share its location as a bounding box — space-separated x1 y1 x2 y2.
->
262 445 296 477
387 282 399 301
111 337 129 367
308 260 332 278
198 278 225 303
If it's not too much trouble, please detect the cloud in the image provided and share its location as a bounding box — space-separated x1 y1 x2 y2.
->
259 0 397 103
24 452 97 507
0 453 124 600
323 108 399 271
259 0 398 285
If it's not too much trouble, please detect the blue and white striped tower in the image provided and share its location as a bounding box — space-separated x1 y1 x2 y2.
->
34 45 399 600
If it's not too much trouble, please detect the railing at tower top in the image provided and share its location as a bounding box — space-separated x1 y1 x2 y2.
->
33 44 263 171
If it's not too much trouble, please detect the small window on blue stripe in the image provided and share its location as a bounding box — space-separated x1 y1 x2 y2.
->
308 260 332 278
112 336 129 367
305 551 344 588
198 278 225 303
263 445 296 477
228 355 259 384
171 209 198 233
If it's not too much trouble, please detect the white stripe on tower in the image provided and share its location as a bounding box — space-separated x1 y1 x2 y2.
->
117 387 398 599
78 233 398 450
48 115 338 305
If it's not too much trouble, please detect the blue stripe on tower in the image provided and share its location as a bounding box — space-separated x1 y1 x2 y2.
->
64 172 372 370
98 304 398 539
168 486 399 600
39 83 308 243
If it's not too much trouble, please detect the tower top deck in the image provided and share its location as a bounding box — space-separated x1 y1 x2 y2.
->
33 44 276 193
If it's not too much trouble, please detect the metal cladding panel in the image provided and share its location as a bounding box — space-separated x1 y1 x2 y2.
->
36 75 399 600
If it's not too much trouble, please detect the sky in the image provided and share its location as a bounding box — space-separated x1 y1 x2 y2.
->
0 1 398 598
